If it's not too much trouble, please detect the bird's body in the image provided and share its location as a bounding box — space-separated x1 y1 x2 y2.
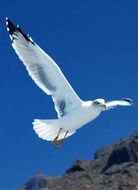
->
33 100 102 144
6 18 133 147
58 101 101 131
40 101 100 130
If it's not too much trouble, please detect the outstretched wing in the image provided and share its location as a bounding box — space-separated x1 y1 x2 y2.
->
105 98 133 110
6 18 82 118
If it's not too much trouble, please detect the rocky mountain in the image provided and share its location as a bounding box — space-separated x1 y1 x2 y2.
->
19 131 138 190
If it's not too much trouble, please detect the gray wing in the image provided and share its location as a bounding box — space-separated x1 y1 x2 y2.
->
6 18 82 118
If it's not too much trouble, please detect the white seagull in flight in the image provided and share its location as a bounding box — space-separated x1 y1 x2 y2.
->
6 18 133 147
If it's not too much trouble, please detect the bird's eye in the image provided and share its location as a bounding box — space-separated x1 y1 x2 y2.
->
94 101 100 105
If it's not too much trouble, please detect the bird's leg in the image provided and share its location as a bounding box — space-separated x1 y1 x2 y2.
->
51 128 62 144
63 131 69 141
54 131 69 148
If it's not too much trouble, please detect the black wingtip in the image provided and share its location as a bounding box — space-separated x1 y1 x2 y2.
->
122 98 134 105
6 18 35 44
6 17 17 36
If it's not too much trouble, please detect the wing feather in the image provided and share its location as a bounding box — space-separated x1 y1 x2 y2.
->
6 18 82 117
105 98 133 110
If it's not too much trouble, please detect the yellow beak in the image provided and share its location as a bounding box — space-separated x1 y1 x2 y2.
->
100 104 107 109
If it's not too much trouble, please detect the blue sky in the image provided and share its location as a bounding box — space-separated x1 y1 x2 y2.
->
0 0 138 189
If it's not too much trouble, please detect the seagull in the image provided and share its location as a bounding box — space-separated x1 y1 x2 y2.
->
6 18 133 147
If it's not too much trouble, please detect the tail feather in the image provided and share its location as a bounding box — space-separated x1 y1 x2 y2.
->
33 119 75 141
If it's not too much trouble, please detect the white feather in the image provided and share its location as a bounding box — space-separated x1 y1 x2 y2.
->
33 119 76 141
9 29 82 118
105 99 133 110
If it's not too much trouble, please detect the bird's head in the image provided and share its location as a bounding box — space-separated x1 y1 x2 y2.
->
93 98 106 110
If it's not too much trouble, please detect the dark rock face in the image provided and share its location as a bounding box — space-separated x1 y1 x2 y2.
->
66 160 85 173
20 173 51 190
19 131 138 190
